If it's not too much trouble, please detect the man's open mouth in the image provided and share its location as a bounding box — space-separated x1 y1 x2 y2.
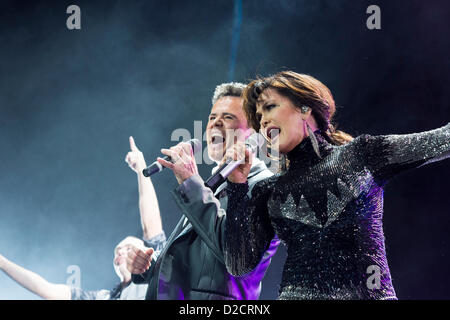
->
211 133 225 145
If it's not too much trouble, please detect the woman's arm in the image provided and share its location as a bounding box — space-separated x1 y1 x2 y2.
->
359 122 450 182
224 179 275 276
0 254 71 300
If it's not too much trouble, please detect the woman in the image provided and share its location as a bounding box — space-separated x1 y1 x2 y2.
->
222 71 449 299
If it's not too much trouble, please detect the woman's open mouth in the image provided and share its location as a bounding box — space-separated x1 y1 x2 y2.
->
266 126 281 141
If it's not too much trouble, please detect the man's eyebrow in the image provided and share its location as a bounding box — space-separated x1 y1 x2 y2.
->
208 112 237 118
223 112 237 118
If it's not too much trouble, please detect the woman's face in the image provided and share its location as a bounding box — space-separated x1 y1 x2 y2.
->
255 88 307 154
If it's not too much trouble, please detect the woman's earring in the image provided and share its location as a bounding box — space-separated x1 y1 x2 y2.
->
301 106 321 158
306 122 321 159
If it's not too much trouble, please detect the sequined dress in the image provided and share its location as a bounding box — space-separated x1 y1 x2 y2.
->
224 123 450 299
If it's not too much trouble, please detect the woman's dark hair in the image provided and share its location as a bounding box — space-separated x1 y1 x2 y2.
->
243 71 353 145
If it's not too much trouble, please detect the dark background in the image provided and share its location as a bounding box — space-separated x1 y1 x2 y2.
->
0 0 448 299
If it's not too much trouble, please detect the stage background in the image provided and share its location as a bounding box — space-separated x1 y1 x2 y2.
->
0 0 449 299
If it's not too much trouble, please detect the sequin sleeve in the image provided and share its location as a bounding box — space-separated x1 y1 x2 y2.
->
358 122 450 182
224 179 275 277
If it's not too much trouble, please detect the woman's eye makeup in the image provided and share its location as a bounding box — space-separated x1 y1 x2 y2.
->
261 103 276 112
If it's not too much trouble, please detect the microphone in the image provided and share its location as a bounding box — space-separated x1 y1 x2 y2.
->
204 133 264 192
142 139 202 177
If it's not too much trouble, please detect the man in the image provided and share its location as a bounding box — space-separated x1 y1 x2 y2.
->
0 137 165 300
0 236 159 300
127 83 280 300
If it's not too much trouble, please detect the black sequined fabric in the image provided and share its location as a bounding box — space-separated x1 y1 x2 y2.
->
224 123 450 300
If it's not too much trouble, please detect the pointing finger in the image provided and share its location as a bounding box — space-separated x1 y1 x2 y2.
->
129 136 138 151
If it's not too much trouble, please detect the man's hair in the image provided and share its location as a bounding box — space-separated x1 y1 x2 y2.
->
115 236 143 251
211 82 246 105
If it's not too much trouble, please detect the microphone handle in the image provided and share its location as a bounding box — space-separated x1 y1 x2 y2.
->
204 158 244 191
142 155 171 177
204 163 227 191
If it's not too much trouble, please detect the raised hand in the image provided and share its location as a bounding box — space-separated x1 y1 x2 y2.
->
125 136 147 174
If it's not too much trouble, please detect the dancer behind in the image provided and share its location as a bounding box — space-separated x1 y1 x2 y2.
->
127 83 280 300
0 137 165 300
0 236 159 300
193 71 448 299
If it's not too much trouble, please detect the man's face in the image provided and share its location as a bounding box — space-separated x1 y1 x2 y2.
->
113 237 143 283
206 96 251 162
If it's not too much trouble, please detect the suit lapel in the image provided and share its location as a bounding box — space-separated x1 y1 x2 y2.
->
175 218 193 239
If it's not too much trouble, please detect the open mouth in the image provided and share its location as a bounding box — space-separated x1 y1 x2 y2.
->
266 126 281 140
211 133 225 145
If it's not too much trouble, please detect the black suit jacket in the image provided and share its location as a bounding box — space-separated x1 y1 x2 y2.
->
132 159 279 300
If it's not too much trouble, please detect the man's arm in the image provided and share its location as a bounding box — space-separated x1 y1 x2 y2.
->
125 136 163 240
158 141 224 253
160 142 277 276
171 174 227 262
0 254 71 300
158 142 270 260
